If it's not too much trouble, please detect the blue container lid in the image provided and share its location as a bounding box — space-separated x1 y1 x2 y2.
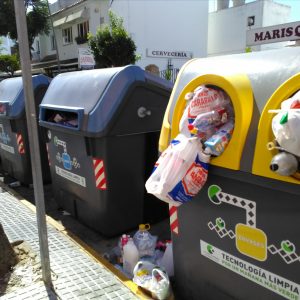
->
39 65 172 135
0 75 50 119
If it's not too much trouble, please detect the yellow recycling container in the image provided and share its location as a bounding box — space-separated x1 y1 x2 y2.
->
162 47 300 300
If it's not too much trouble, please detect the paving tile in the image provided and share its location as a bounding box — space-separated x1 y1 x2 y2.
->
0 189 138 300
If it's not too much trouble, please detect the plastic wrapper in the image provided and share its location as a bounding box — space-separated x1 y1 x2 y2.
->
145 135 210 206
133 261 171 300
179 85 230 137
190 107 228 139
204 120 234 156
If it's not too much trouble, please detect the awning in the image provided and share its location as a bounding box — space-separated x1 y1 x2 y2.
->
53 8 89 27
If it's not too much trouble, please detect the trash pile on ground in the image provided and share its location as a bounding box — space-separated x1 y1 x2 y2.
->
268 90 300 178
107 224 173 300
146 85 235 206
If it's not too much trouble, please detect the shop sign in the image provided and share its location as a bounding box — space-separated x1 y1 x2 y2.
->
146 48 193 59
78 48 95 70
246 21 300 46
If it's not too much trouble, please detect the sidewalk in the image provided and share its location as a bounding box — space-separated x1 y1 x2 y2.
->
0 185 143 300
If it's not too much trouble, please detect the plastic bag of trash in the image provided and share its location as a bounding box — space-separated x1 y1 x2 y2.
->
145 135 210 206
133 261 171 300
272 98 300 157
179 85 230 137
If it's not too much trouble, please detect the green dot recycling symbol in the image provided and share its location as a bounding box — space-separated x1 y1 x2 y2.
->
216 217 225 229
281 240 295 254
208 185 222 204
207 244 214 254
54 136 58 146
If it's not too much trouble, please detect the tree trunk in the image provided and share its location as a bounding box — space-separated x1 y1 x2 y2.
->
0 224 17 277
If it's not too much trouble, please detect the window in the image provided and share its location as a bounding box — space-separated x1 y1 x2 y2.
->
62 27 73 45
51 35 56 50
247 16 255 27
77 21 89 38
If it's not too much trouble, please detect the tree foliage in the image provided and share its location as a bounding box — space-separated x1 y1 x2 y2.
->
0 0 50 48
88 11 139 68
0 54 20 76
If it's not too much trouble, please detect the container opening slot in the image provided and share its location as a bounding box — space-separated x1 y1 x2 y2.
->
44 108 79 129
0 102 9 116
180 84 235 157
268 89 300 181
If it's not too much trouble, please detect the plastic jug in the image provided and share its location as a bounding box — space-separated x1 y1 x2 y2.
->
133 224 157 257
160 242 174 277
123 238 139 277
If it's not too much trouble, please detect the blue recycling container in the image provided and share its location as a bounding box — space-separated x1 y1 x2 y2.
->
0 75 51 184
39 66 172 236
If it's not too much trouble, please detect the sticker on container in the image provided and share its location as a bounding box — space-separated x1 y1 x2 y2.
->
55 166 86 187
93 158 107 190
235 224 267 262
0 143 15 154
200 240 300 300
169 205 179 235
16 133 25 154
62 152 72 170
207 185 300 265
0 124 11 145
54 136 80 171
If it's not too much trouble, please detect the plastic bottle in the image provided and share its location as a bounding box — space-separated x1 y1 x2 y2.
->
123 238 139 277
160 242 174 277
133 224 157 257
120 234 129 249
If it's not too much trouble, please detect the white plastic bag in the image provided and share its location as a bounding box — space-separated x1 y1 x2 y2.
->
145 135 210 206
133 261 171 300
272 97 300 157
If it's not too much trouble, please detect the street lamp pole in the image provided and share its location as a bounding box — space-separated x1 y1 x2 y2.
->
13 0 52 286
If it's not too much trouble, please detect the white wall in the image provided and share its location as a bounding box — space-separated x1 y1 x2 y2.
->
39 32 56 59
208 1 264 56
88 0 109 34
0 36 13 55
111 0 209 71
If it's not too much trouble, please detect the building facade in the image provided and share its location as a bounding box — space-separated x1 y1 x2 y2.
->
110 0 209 72
33 0 295 76
33 0 209 74
0 36 13 55
208 0 291 56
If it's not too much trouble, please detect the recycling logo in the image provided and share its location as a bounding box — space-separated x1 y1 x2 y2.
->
54 136 80 171
207 185 300 264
